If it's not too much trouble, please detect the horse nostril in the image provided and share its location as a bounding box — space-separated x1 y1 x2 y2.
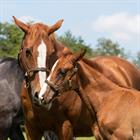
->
34 92 39 99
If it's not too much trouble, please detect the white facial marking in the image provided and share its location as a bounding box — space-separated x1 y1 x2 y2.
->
37 40 47 88
38 82 47 99
38 60 59 99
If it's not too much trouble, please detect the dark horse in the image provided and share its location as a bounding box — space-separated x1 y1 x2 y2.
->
14 16 140 140
0 57 25 140
0 57 58 140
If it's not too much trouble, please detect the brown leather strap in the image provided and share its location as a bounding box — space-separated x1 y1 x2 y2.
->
28 67 50 74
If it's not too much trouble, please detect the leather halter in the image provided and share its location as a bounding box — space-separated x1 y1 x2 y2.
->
26 67 50 76
18 48 50 85
45 66 78 95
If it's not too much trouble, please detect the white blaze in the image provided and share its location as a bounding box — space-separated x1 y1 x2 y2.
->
37 40 47 88
38 60 59 99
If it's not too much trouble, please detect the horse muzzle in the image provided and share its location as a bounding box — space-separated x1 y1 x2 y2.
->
33 90 56 108
33 91 45 106
33 96 52 110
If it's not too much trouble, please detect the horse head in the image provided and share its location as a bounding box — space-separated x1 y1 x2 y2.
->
39 48 86 105
13 16 64 105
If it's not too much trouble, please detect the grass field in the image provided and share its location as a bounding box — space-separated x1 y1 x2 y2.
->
8 133 95 140
77 137 95 140
13 136 95 140
8 131 95 140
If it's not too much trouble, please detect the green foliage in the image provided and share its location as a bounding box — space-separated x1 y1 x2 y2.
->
77 137 95 140
0 22 132 61
58 31 93 58
133 52 140 68
0 22 23 58
94 38 128 58
58 32 128 59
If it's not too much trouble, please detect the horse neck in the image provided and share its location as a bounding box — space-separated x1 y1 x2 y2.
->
77 60 118 111
54 40 65 57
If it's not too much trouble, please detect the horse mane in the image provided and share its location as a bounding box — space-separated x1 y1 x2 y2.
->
78 58 119 92
82 58 103 73
77 57 102 89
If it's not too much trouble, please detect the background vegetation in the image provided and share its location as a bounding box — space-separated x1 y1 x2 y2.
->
0 22 140 67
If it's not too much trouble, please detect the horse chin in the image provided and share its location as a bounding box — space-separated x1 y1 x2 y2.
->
33 98 44 107
45 102 53 110
33 98 52 109
42 95 58 110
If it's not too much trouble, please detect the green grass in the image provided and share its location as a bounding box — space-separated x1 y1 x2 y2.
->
8 132 95 140
77 137 95 140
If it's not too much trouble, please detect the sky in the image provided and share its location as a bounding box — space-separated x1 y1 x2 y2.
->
0 0 140 57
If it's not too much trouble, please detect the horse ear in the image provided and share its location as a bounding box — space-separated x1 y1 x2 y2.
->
48 19 64 36
62 47 72 56
13 16 29 33
73 49 86 63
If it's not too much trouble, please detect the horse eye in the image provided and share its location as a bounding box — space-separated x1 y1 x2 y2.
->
26 48 32 58
60 68 66 75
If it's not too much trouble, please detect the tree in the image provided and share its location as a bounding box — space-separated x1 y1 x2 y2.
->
58 31 93 57
0 22 23 58
94 38 127 58
133 52 140 68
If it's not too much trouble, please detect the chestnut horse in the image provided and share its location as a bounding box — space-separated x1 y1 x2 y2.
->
42 48 140 140
90 56 140 90
13 16 64 140
13 17 140 140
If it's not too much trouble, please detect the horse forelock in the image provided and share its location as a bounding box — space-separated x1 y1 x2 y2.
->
22 23 57 47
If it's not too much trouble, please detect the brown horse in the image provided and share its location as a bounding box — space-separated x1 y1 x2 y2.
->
90 56 140 90
42 48 140 140
13 16 68 140
13 17 140 140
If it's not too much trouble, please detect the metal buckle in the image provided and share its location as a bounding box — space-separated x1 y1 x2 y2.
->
26 81 30 89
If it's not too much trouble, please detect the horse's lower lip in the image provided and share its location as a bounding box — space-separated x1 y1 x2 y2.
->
33 96 45 106
41 92 59 107
45 98 52 105
33 100 42 107
44 102 52 110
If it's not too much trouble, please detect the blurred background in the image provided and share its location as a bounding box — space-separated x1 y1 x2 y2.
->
0 0 140 66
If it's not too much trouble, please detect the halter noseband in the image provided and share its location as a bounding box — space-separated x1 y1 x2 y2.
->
45 66 78 96
27 67 50 76
18 48 50 83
